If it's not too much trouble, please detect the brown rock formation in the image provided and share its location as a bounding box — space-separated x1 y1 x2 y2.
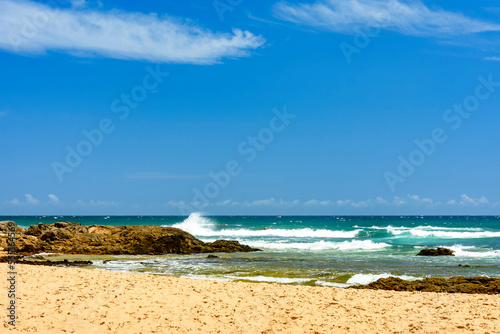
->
0 221 260 256
416 247 454 256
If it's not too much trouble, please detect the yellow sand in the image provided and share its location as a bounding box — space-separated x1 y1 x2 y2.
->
1 264 499 333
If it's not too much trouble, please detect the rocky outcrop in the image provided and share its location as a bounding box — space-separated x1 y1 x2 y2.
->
0 221 260 256
417 247 454 256
352 276 500 294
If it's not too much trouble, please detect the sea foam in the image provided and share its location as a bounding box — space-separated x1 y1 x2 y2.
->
366 225 499 238
171 213 359 238
448 245 500 258
346 273 420 285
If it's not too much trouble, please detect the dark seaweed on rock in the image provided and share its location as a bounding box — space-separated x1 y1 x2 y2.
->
0 221 260 256
352 276 500 294
0 257 92 267
416 247 454 256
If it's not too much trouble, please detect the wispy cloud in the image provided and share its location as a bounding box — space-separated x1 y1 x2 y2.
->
484 56 500 61
48 194 60 204
9 198 20 205
126 172 206 180
407 194 434 205
0 0 264 64
6 194 55 205
74 199 119 207
70 0 87 8
459 194 489 206
168 194 494 209
273 0 500 36
25 193 39 205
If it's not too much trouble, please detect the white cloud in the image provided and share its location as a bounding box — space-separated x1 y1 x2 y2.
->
48 194 60 204
421 198 433 204
459 194 489 206
484 56 500 61
336 199 351 206
408 194 420 201
164 194 496 210
184 198 302 208
304 199 333 206
479 197 490 204
75 199 118 207
278 199 300 206
392 196 405 206
351 200 368 208
274 0 500 36
25 193 39 205
70 0 87 8
168 200 185 207
408 194 433 205
246 198 277 206
6 195 39 205
0 0 264 64
460 194 475 204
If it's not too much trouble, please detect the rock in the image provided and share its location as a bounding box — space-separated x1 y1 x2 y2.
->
15 235 44 254
351 276 500 294
207 255 219 259
458 264 471 268
0 222 260 256
0 257 92 267
0 221 46 256
205 240 257 253
0 221 23 234
416 247 454 256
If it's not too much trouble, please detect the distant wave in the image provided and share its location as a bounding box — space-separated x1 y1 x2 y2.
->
363 225 500 238
242 239 390 251
170 213 359 238
409 230 500 238
448 245 500 258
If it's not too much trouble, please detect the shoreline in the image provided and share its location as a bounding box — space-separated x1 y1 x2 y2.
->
2 252 500 294
2 264 500 333
4 256 500 294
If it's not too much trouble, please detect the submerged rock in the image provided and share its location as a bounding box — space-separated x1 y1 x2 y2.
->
352 276 500 294
0 221 260 256
416 247 454 256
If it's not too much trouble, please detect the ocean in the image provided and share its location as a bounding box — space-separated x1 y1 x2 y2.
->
5 214 500 287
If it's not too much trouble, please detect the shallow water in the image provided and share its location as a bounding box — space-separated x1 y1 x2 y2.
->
5 214 500 286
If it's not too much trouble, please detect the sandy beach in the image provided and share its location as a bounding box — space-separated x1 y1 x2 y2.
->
2 264 499 333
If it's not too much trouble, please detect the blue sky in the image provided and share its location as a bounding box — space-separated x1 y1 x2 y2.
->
1 0 500 215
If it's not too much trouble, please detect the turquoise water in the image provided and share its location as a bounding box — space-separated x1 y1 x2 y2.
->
4 214 500 286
